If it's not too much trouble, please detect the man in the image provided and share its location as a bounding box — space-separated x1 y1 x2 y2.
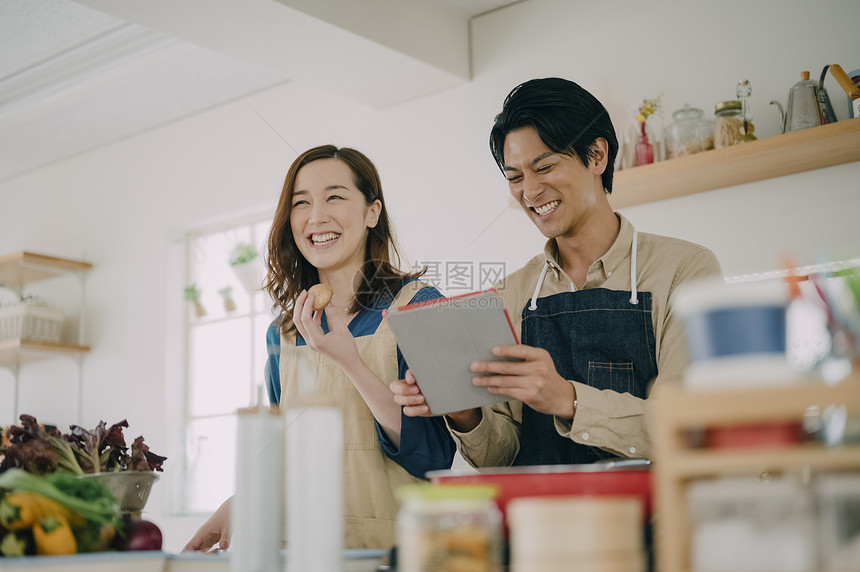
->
392 77 722 467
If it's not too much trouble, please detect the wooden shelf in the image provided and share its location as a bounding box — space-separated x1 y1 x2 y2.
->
672 444 860 478
651 374 860 572
0 251 92 289
652 378 860 426
0 339 90 367
610 117 860 208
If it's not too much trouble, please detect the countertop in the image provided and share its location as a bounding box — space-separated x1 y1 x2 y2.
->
0 549 389 571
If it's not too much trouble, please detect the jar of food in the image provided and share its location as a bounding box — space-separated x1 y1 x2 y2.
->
396 484 502 572
714 100 745 148
664 104 715 159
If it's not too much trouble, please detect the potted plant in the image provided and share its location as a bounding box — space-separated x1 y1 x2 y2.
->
218 286 237 313
184 284 206 318
229 242 263 294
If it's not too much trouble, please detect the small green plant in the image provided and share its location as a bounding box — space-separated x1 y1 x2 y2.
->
184 284 201 302
229 243 257 266
218 286 237 313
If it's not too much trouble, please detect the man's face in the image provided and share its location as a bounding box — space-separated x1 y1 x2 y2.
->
502 126 606 240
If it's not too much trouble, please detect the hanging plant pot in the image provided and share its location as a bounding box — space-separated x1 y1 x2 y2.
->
184 284 207 318
231 259 263 294
229 243 263 295
219 286 237 313
193 301 207 318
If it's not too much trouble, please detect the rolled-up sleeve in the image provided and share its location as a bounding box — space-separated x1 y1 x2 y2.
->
446 400 522 468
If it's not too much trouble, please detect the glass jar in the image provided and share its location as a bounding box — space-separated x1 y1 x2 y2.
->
714 100 745 148
664 104 715 159
396 484 502 572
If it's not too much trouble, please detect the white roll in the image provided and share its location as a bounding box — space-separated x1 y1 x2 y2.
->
286 406 344 572
231 405 284 572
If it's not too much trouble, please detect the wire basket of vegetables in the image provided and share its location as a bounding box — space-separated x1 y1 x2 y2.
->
0 416 167 557
0 415 166 513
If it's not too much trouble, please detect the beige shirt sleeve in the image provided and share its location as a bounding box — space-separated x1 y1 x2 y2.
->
445 400 523 467
555 246 723 459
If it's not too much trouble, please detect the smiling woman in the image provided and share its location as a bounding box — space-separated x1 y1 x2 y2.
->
183 145 456 552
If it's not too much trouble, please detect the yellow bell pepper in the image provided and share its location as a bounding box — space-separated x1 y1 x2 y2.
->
33 516 77 556
0 491 85 530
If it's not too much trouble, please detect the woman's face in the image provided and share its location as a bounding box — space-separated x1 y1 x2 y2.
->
289 158 381 277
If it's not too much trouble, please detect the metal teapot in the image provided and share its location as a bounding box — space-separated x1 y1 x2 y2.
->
770 70 832 133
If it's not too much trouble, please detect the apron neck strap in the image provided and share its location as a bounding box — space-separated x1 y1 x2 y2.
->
528 262 551 311
388 279 425 311
629 229 639 305
529 229 640 310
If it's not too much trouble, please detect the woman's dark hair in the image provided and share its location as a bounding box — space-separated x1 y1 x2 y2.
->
489 77 619 193
264 145 422 333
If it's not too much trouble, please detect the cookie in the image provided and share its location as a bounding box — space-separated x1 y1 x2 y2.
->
308 283 333 311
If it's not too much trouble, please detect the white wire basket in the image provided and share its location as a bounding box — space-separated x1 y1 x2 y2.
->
0 304 63 342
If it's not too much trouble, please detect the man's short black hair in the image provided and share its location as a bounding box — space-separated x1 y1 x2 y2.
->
489 77 619 193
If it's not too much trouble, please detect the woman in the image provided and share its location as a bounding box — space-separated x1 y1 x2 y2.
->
184 145 455 551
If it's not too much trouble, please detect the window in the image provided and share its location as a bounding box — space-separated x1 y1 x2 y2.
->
178 215 277 514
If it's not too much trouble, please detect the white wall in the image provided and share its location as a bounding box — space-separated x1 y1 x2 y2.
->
1 0 858 552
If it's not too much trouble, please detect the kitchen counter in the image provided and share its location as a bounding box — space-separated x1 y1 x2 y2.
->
0 549 388 571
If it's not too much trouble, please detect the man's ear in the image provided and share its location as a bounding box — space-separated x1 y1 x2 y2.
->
366 199 382 228
589 138 609 175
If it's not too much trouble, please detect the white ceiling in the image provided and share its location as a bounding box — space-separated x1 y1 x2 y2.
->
0 0 520 182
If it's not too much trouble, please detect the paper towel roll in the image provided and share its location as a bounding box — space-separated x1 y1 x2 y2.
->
286 406 344 572
231 405 283 572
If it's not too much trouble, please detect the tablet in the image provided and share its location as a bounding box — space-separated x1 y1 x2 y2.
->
384 289 519 415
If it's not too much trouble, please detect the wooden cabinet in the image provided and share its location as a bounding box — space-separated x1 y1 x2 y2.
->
0 251 92 420
610 117 860 208
650 373 860 572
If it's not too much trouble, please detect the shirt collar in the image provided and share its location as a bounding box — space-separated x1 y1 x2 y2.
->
540 213 637 281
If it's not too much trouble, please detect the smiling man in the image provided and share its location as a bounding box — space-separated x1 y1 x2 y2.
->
393 77 723 466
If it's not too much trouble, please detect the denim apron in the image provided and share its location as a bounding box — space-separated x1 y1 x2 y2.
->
513 230 658 466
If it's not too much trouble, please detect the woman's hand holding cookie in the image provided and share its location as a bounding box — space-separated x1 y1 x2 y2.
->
308 283 333 311
295 283 359 370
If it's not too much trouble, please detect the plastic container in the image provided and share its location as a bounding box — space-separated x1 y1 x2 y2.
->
664 104 714 159
688 475 816 572
672 278 801 390
396 484 502 572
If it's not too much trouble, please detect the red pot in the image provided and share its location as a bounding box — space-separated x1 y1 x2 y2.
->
427 459 652 530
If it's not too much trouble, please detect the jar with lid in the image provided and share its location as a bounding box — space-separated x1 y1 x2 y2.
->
664 104 715 159
714 100 746 148
396 484 502 572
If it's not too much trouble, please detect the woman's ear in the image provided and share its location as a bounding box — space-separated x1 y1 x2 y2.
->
366 199 382 228
589 138 609 175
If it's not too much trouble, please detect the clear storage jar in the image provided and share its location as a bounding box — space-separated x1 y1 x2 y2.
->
664 104 714 159
714 100 745 149
396 484 502 572
687 475 816 572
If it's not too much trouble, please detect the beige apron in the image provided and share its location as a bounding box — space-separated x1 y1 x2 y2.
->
279 280 427 549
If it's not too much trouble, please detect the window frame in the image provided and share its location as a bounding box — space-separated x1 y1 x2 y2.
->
164 209 276 516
